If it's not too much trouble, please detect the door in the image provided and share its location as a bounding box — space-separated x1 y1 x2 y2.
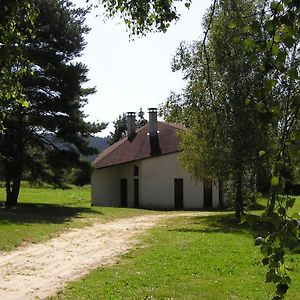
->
174 178 184 209
120 179 128 207
204 181 212 208
134 178 139 208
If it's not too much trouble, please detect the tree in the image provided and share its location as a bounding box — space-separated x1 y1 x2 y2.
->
0 0 106 207
93 0 191 35
108 113 127 145
136 107 148 128
161 0 271 218
0 0 36 131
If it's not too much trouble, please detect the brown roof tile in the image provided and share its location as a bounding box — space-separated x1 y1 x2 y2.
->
93 122 185 169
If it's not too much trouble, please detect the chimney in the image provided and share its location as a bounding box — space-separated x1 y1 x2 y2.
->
148 108 161 155
148 108 158 137
127 112 136 141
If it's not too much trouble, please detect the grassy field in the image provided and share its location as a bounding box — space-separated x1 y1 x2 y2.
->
0 186 299 299
53 210 300 300
0 184 152 251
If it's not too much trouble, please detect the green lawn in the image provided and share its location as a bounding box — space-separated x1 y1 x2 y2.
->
0 186 299 299
52 211 300 300
0 185 152 251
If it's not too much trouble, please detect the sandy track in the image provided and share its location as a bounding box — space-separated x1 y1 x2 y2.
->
0 212 205 300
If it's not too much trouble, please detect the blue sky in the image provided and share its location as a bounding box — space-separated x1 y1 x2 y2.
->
74 0 212 136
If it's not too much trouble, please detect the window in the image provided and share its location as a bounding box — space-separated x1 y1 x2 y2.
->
134 166 139 176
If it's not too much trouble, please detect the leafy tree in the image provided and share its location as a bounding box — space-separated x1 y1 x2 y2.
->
92 0 192 35
161 0 271 218
0 0 106 207
108 113 127 145
0 0 36 131
239 1 300 298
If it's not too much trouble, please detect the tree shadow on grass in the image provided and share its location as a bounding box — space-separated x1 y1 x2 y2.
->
0 202 103 225
170 212 270 238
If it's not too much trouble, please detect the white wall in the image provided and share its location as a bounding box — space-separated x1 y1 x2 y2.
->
91 161 141 208
91 152 221 210
140 153 204 209
91 167 120 206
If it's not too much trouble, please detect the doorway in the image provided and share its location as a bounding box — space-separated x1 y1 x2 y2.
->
174 178 184 209
134 178 139 208
120 179 128 207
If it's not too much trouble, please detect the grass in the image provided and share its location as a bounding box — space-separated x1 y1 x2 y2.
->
53 216 299 300
0 185 152 251
0 185 299 299
52 207 300 299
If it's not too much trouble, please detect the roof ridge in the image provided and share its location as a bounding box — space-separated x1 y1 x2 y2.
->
92 136 127 165
160 121 185 130
93 125 150 166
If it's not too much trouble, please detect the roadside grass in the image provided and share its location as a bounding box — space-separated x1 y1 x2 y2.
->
53 210 300 300
0 185 152 251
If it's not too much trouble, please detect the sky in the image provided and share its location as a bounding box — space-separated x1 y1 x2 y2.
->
74 0 212 136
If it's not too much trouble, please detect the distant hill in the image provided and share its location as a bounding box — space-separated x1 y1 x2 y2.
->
86 136 109 162
41 134 109 163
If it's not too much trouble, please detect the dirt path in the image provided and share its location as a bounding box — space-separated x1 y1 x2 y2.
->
0 212 208 300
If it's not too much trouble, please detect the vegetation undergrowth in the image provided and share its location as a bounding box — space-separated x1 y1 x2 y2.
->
52 203 300 300
0 185 152 251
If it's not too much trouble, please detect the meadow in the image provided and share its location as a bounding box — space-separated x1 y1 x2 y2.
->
52 210 300 300
0 185 299 299
0 184 151 251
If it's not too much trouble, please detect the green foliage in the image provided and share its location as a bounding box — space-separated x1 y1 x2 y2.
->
250 196 300 299
108 113 127 145
97 0 192 35
0 0 106 207
239 0 300 297
161 0 270 219
0 0 37 131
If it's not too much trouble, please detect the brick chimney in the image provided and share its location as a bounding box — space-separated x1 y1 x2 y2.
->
127 112 136 142
148 108 161 155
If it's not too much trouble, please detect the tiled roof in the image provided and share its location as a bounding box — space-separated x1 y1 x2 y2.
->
93 122 185 169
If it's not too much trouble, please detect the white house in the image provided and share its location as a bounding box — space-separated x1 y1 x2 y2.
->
91 108 223 210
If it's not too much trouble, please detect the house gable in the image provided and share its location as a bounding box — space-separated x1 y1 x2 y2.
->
93 122 184 169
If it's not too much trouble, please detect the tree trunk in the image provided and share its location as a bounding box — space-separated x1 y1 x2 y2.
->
5 176 12 207
234 172 244 219
4 141 24 208
5 170 22 208
267 189 276 216
5 167 22 208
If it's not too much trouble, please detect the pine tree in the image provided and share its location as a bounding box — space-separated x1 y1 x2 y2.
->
0 0 106 207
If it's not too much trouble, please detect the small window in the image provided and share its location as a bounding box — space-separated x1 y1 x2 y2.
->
134 166 139 176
